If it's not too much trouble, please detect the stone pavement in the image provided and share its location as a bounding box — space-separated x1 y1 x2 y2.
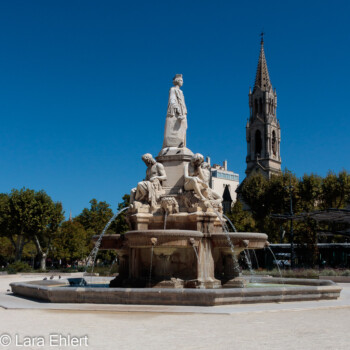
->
0 274 350 349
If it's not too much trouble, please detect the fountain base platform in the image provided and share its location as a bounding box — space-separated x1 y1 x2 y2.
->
10 277 341 306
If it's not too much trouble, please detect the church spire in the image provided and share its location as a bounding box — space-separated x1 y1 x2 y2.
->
245 35 281 179
254 33 271 91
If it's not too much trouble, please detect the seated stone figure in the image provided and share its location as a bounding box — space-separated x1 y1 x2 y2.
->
200 162 222 207
184 153 208 201
130 153 167 210
183 153 222 208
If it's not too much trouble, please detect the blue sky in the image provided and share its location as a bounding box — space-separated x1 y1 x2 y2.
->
0 0 349 217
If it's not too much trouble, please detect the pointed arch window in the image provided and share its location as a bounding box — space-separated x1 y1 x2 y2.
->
255 130 262 157
272 130 277 156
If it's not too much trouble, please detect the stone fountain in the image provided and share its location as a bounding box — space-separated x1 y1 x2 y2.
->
103 73 267 289
10 74 342 305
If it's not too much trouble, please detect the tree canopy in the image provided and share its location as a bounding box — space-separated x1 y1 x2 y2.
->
0 188 64 266
52 220 89 262
0 170 348 270
236 169 350 266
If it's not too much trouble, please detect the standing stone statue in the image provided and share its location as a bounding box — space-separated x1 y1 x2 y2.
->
130 153 167 210
163 74 188 148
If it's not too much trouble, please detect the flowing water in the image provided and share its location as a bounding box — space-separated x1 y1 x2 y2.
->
243 250 255 275
267 246 284 284
81 206 129 285
108 256 118 276
211 207 240 276
213 208 231 233
222 214 237 232
163 211 167 230
252 249 259 269
222 214 255 278
191 245 200 263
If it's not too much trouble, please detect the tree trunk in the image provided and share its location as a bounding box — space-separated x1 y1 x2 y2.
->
40 253 47 270
34 235 47 271
15 235 24 261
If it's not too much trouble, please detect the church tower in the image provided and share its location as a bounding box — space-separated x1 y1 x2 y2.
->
245 35 281 178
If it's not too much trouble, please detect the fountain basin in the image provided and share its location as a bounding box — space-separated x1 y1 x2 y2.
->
94 229 270 289
93 234 122 250
10 277 342 306
211 232 268 250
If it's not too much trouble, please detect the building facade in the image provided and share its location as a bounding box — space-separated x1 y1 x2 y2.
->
206 158 239 213
245 36 282 178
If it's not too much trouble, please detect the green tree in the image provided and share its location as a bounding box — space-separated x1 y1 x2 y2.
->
30 193 64 270
76 199 114 239
77 196 131 239
236 169 350 258
0 237 14 266
321 170 350 209
52 220 89 262
298 173 323 212
0 191 29 261
239 170 300 242
76 197 130 264
294 218 319 267
0 188 64 267
240 173 269 224
226 200 256 232
268 170 300 215
111 194 130 234
239 171 299 234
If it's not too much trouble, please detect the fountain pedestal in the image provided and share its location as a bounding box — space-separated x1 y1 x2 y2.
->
156 147 193 195
196 237 221 289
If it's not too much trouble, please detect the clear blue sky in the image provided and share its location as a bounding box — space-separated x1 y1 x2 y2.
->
0 0 349 217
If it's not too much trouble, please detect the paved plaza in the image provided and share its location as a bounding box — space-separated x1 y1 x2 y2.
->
0 274 349 350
